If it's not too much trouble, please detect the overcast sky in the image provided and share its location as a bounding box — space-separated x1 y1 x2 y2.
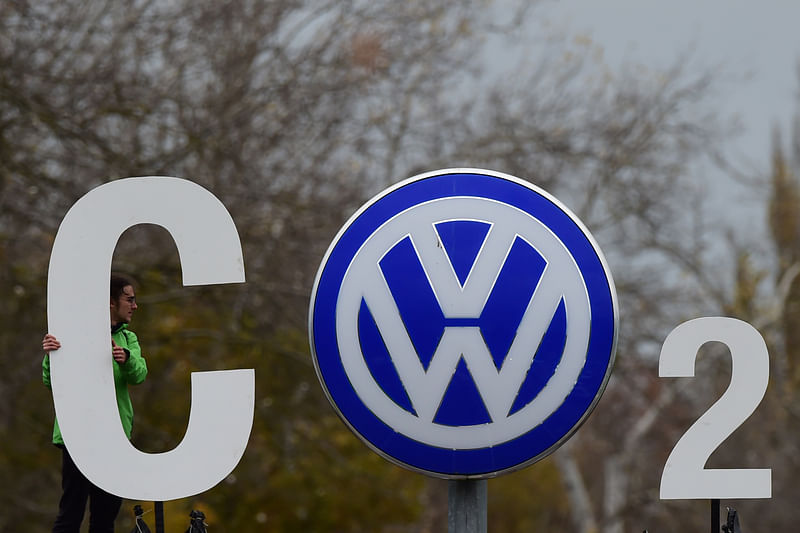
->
523 0 800 242
542 1 800 165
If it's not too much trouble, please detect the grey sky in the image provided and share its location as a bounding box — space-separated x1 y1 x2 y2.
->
545 0 800 170
517 1 800 248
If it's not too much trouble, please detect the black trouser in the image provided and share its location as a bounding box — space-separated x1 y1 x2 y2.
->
52 445 122 533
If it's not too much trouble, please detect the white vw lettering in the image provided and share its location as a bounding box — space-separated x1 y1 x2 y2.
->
336 197 591 448
364 256 564 423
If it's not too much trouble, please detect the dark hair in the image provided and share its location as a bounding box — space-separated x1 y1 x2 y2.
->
110 274 134 302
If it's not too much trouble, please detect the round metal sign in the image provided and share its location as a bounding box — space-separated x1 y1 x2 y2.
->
309 169 617 478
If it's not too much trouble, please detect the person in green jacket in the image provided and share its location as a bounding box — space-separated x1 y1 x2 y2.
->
42 274 148 533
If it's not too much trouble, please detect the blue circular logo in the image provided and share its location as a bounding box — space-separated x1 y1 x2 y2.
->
309 169 617 478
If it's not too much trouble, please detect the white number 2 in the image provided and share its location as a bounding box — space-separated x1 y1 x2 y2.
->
659 317 771 499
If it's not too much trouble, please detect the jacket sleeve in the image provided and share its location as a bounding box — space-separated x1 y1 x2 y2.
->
120 330 147 385
42 354 51 388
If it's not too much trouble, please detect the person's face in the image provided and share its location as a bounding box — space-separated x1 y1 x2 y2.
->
110 285 137 325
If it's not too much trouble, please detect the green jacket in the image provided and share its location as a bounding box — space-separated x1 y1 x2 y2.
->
42 323 148 445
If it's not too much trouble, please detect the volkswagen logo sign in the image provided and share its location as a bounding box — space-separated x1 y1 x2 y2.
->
309 169 618 478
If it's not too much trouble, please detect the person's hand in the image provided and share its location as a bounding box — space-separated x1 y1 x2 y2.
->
42 334 61 353
111 339 128 363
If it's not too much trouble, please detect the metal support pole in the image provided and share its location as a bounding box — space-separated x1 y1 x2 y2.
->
711 499 720 533
155 501 165 533
448 479 487 533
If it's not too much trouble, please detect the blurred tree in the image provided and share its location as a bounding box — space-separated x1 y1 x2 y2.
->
0 0 753 532
628 78 800 533
768 129 800 387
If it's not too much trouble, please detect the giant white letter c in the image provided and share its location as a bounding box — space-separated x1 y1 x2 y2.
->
47 177 254 501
